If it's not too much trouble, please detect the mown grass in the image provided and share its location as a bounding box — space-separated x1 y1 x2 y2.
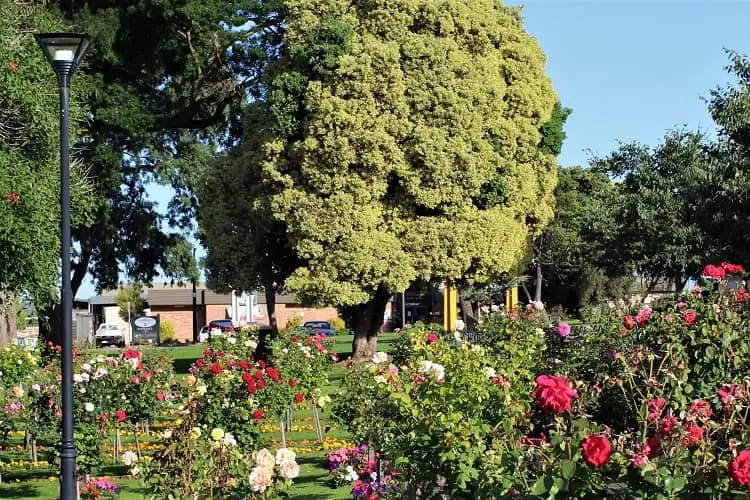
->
0 333 395 498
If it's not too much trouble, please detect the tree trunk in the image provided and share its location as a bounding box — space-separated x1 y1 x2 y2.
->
345 285 391 360
0 290 17 345
39 302 62 346
264 286 278 334
535 263 543 304
458 290 477 331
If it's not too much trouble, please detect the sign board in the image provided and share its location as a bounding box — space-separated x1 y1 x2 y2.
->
132 315 159 345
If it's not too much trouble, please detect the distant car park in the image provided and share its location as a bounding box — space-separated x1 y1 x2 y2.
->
302 320 335 337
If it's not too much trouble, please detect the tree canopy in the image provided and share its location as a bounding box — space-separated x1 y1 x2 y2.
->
0 1 95 342
200 0 561 356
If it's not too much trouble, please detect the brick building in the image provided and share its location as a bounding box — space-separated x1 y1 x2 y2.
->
252 294 339 329
89 284 342 343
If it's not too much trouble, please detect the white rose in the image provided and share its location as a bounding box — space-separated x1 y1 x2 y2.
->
161 429 173 439
279 460 300 479
84 402 94 412
82 363 92 373
481 367 496 378
276 447 296 466
80 373 90 382
121 451 138 466
223 432 237 447
374 375 387 385
254 448 275 469
372 352 388 364
32 384 40 391
249 466 273 492
228 336 237 345
344 465 359 481
73 373 83 383
129 465 140 477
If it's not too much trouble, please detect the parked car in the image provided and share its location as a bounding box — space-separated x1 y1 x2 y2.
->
209 319 235 332
94 323 124 347
198 325 210 343
302 320 335 337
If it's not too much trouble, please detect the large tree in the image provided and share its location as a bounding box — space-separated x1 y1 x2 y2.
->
0 1 95 343
203 0 560 358
591 130 713 292
28 0 284 341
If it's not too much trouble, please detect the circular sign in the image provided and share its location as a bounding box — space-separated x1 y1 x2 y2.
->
134 317 157 328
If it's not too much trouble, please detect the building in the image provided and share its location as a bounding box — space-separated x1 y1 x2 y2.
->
88 284 341 343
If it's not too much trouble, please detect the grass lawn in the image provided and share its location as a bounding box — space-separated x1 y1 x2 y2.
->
0 333 395 498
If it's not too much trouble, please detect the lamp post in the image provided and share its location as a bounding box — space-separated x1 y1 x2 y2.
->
35 32 91 500
192 248 198 344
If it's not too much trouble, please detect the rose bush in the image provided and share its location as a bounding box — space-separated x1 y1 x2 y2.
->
337 265 750 498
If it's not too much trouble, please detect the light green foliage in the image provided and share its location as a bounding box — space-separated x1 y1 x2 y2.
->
204 1 560 329
327 316 347 335
0 2 94 303
115 283 146 322
160 319 176 343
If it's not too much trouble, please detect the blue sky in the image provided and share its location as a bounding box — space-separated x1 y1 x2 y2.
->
515 0 750 167
76 1 750 299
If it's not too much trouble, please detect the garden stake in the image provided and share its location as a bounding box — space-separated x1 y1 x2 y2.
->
279 419 287 448
133 424 142 460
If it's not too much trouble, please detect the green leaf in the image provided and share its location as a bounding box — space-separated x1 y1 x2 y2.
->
560 460 576 480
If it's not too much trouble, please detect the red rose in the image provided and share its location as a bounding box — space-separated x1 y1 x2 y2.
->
56 345 62 353
660 416 678 435
581 435 612 467
294 393 304 404
238 361 250 370
252 409 264 420
721 262 745 275
729 450 750 486
703 264 726 279
7 61 17 72
689 399 713 419
647 398 666 422
209 363 222 376
427 332 438 344
717 384 744 413
680 311 697 326
195 359 205 368
289 378 297 389
737 288 749 303
682 424 704 446
623 315 636 330
123 349 141 360
266 367 280 383
258 360 266 368
645 436 661 459
256 379 266 390
115 409 126 423
131 375 140 385
291 335 299 343
532 374 578 413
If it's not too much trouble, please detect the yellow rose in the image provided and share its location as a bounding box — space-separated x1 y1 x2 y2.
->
190 427 202 439
12 386 23 398
185 375 197 386
210 428 225 441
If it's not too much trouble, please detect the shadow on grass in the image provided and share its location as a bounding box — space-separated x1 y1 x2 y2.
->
0 483 43 498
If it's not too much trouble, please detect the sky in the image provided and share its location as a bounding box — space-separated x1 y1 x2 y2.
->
76 0 750 299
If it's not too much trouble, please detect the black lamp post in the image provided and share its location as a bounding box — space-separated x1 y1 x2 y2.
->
34 32 91 500
192 248 198 344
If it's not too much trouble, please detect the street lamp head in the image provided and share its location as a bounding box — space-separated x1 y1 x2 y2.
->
34 33 90 85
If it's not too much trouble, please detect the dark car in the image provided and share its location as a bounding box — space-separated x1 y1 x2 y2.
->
209 319 236 333
302 320 335 337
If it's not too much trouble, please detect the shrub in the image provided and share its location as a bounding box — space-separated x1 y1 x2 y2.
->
285 315 304 330
159 319 175 343
328 316 348 335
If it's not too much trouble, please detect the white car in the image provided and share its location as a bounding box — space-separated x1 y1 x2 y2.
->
95 324 124 347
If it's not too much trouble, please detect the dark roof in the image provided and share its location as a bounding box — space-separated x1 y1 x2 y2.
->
147 288 231 306
256 293 299 305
